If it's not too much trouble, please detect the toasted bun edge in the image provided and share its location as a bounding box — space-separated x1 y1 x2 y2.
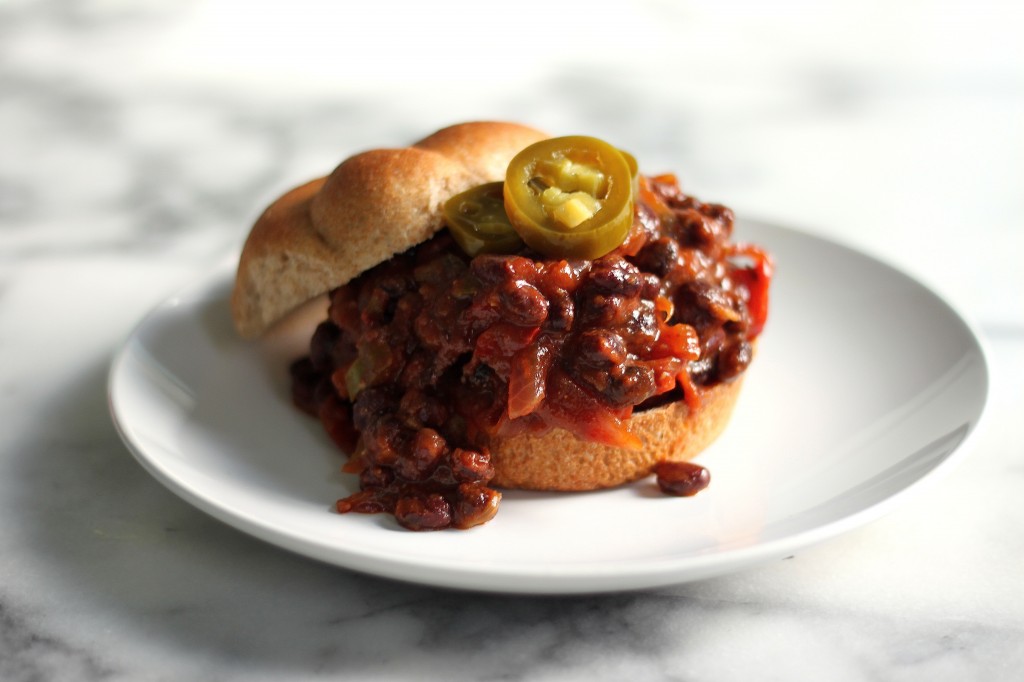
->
489 379 743 491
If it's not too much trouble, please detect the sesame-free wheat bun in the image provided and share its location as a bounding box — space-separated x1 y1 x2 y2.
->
232 122 548 338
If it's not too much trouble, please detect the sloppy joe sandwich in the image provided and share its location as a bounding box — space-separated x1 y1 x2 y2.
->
232 121 773 531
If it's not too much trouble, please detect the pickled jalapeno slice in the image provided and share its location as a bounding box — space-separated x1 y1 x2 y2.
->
443 181 524 256
504 136 635 260
619 148 639 180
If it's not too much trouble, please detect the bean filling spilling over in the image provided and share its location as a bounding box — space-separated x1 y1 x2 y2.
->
291 175 772 530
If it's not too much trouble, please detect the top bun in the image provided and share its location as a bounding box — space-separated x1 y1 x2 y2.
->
231 121 549 338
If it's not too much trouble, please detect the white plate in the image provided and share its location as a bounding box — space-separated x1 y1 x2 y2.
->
108 221 989 594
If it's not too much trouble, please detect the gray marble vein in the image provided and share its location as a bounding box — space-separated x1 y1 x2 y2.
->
2 0 1023 680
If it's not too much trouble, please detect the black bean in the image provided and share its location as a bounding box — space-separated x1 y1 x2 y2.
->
626 300 660 348
452 483 500 529
399 388 448 427
676 208 717 247
640 272 662 300
359 466 394 490
655 461 711 496
583 259 643 297
575 329 627 369
578 293 627 327
413 253 466 285
309 322 340 371
393 427 446 481
448 448 495 484
351 387 395 431
604 364 656 407
717 339 753 381
633 237 680 278
498 281 549 326
470 254 535 286
546 290 575 331
703 202 734 226
675 280 729 324
395 493 452 530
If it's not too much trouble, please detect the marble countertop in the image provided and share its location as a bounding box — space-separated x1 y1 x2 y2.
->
2 1 1022 679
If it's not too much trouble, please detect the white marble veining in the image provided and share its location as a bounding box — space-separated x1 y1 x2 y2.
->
2 1 1022 680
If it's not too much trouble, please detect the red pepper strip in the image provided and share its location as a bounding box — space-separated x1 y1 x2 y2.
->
675 369 703 412
729 243 774 338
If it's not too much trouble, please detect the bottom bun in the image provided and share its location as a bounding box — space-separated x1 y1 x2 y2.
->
489 378 743 491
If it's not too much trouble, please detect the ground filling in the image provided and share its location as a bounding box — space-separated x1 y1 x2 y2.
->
290 175 771 530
